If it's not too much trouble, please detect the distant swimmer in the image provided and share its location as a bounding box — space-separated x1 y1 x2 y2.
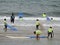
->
51 18 53 21
47 26 54 39
18 12 23 21
42 13 46 18
35 19 44 30
10 13 15 23
4 18 7 32
34 29 42 40
19 16 23 21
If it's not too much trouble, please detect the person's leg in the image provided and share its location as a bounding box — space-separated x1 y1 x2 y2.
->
13 19 14 23
12 19 14 23
36 34 40 40
36 34 38 40
4 25 7 32
47 32 50 38
51 33 53 38
36 25 39 29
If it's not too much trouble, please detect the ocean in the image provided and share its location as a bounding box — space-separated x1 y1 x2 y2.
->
0 0 60 17
0 1 60 45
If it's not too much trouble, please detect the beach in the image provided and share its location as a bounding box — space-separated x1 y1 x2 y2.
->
0 17 60 45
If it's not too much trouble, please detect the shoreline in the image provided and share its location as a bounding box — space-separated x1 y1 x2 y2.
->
0 16 60 20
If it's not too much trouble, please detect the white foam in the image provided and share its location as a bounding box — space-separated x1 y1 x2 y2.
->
0 16 60 20
0 24 60 26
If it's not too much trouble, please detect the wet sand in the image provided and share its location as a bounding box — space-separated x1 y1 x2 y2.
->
0 19 60 45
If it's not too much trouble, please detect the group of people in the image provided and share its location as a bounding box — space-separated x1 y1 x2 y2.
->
4 13 15 32
34 19 54 40
3 13 54 40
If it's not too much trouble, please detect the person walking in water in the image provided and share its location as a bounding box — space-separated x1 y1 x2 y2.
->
36 19 40 29
42 13 46 18
4 18 7 32
10 13 15 23
47 26 54 39
35 19 43 30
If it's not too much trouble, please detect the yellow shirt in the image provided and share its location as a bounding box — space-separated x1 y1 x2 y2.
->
36 30 42 35
36 21 40 25
4 21 7 25
42 14 46 17
48 28 53 32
